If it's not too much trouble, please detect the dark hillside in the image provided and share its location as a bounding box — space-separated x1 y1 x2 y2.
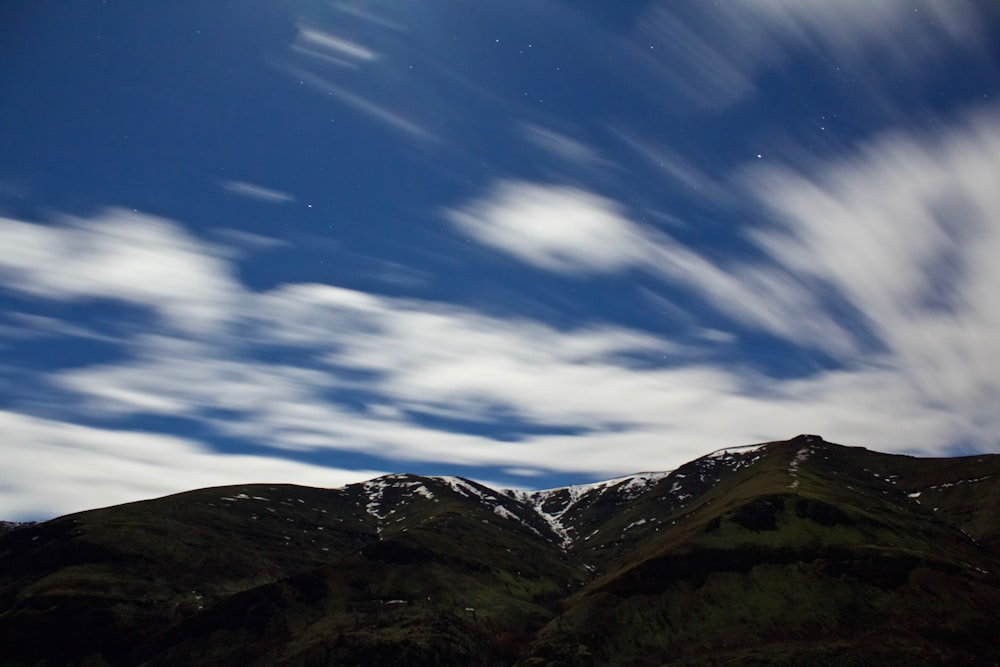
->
1 436 998 665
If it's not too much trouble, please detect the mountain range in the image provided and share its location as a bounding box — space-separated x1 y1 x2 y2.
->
1 435 998 666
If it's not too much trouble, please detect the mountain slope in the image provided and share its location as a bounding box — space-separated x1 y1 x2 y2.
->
522 436 1000 665
1 435 998 665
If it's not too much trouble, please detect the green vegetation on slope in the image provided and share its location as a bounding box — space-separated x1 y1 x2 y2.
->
1 436 998 666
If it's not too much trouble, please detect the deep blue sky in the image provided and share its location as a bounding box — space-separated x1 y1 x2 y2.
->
2 1 999 520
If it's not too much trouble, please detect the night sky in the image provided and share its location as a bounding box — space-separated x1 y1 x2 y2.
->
2 1 999 520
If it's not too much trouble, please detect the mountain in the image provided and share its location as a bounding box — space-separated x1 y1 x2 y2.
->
0 522 30 538
1 435 998 666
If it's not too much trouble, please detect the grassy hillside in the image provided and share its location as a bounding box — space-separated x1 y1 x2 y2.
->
1 436 997 665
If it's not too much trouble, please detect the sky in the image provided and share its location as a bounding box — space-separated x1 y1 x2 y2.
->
1 1 999 521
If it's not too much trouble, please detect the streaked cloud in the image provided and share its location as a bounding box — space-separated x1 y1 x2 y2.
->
295 24 379 63
290 68 437 141
331 3 406 32
222 180 296 204
610 128 731 205
732 0 983 64
0 313 119 344
212 228 288 252
520 124 608 168
623 0 989 111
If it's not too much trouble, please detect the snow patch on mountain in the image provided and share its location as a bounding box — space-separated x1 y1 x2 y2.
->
505 471 672 548
435 476 496 502
343 443 782 549
362 478 391 521
789 446 810 490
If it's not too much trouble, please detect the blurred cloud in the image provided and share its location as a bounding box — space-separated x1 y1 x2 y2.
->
446 181 649 273
331 3 406 32
211 228 288 252
0 313 119 344
289 68 437 141
611 128 732 205
222 180 296 204
520 124 609 168
748 105 1000 444
0 209 239 334
732 0 983 64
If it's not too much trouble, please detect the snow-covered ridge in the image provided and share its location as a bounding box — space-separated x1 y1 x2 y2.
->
501 471 674 548
507 470 673 504
359 474 441 524
434 476 499 503
343 443 777 548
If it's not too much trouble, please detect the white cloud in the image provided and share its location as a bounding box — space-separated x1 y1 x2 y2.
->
0 209 239 334
747 105 1000 446
222 180 296 204
294 24 379 64
39 273 976 491
0 410 385 521
446 180 650 273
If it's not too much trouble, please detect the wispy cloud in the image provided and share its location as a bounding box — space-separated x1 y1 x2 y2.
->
0 313 119 344
610 128 732 205
732 0 983 65
331 3 406 32
222 180 296 204
621 0 989 111
290 22 382 69
289 68 437 141
520 124 609 169
211 228 288 252
295 24 379 63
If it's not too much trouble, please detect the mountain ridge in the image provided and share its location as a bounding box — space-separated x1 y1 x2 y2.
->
2 434 998 665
